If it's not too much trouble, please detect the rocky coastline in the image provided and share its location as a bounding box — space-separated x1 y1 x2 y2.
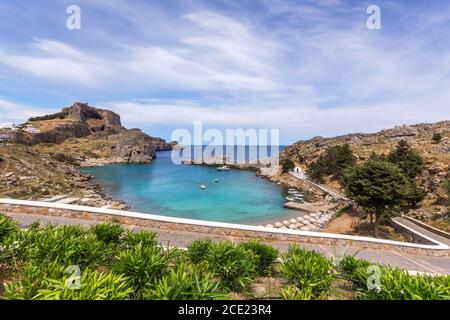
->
0 102 174 209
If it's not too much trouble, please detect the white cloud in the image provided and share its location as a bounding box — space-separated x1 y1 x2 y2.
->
104 96 449 142
0 39 106 86
0 99 54 123
0 1 450 143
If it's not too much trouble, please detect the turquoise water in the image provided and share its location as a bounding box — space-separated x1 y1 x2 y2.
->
82 150 298 224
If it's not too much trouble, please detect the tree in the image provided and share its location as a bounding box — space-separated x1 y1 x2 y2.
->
280 158 295 173
343 160 422 237
387 140 424 179
432 133 442 144
368 151 386 161
307 144 356 182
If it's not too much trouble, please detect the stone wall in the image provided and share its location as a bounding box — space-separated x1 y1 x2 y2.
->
0 200 449 257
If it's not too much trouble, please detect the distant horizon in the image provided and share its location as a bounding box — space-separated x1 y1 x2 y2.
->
1 111 449 145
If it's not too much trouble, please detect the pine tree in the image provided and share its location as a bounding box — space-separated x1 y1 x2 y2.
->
343 160 422 237
387 140 424 179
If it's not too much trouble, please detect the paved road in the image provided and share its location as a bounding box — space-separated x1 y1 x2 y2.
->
393 217 450 246
5 212 450 275
289 171 348 200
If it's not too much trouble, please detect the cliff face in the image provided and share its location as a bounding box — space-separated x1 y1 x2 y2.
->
8 102 173 165
281 121 450 166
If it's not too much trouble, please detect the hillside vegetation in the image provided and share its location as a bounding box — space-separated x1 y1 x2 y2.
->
0 215 450 300
280 121 450 230
1 215 449 300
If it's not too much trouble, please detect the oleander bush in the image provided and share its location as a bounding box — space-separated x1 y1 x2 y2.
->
111 243 169 299
91 223 125 244
280 245 336 299
237 240 279 276
340 255 450 300
0 215 19 243
1 214 449 301
21 224 112 268
122 229 158 248
206 241 259 292
146 263 227 300
187 239 214 265
4 262 132 300
280 285 315 300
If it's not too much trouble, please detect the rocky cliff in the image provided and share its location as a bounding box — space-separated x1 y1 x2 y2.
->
8 102 173 165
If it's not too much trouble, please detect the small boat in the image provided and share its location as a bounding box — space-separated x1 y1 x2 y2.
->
214 179 219 183
200 184 206 190
217 165 230 171
286 196 295 201
288 189 299 194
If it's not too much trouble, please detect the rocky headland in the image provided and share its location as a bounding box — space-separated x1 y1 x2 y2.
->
0 102 174 208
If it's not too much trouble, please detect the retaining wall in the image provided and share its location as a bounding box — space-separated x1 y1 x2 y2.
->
0 199 449 257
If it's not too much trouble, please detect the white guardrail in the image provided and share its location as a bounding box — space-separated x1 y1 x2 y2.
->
0 198 448 251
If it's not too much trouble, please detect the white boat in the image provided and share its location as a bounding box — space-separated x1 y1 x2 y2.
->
214 179 219 183
217 165 230 171
200 184 206 190
288 189 299 194
286 196 295 201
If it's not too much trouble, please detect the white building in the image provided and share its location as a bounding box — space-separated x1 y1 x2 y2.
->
25 127 40 134
293 166 308 179
0 133 11 142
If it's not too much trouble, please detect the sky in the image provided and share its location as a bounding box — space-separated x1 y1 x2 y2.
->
0 0 449 144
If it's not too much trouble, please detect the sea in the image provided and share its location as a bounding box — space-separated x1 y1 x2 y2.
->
81 146 304 224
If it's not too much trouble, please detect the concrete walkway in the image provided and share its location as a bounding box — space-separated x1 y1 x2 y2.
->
6 212 450 275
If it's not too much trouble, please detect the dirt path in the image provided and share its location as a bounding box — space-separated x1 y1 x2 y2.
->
323 212 359 234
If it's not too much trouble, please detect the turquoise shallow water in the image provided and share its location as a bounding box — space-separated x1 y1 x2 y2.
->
82 150 299 224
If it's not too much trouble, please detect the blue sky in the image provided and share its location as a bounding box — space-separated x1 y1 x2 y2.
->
0 0 449 144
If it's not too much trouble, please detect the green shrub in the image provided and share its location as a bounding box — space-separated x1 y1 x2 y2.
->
206 241 258 292
28 111 68 122
122 230 158 248
3 261 67 299
111 243 169 299
187 239 214 265
280 246 335 299
91 223 124 244
5 263 132 300
280 159 295 173
147 263 227 300
369 269 450 300
432 132 442 143
340 256 450 300
280 285 314 300
0 214 19 243
339 255 371 287
307 144 356 182
52 152 77 164
238 240 279 276
387 140 424 179
8 224 112 268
